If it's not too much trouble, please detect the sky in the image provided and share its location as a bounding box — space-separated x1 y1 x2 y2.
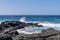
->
0 0 60 15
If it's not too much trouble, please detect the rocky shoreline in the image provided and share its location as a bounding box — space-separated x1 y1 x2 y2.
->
0 21 60 40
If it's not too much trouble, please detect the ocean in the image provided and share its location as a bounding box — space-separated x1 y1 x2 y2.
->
0 15 60 23
0 15 60 31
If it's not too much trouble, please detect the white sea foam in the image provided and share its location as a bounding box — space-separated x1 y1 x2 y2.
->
17 29 33 34
20 17 26 22
0 21 4 24
17 26 43 34
38 22 60 28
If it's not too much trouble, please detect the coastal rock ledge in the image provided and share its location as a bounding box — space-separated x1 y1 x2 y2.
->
0 21 60 40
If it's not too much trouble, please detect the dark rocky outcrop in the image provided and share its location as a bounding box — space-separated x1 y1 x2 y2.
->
0 21 60 40
38 25 43 27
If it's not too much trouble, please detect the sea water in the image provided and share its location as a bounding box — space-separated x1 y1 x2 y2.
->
0 15 60 23
0 15 60 34
17 27 44 34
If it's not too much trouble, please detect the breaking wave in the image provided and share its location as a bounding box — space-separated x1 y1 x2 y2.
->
38 22 60 28
20 17 26 22
20 17 60 28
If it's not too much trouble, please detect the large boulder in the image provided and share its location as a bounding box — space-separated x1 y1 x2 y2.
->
1 21 26 29
1 21 20 27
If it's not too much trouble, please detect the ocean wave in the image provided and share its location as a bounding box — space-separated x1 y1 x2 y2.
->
0 20 6 23
20 17 60 28
20 17 26 22
38 22 60 28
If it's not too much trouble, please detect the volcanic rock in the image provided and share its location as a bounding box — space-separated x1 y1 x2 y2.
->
41 28 60 38
0 34 13 40
0 21 60 40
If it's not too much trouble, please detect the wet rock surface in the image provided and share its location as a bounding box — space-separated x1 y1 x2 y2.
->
0 21 60 40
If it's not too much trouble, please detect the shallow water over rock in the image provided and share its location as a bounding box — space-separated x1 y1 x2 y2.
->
17 26 47 34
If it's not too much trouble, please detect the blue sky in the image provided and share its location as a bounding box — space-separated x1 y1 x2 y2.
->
0 0 60 15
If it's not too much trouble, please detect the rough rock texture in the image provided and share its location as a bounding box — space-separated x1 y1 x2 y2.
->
0 34 13 40
0 21 60 40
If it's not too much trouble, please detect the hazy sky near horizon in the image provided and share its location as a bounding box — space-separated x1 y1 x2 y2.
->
0 0 60 15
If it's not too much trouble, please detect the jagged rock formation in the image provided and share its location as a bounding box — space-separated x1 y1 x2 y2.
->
0 21 60 40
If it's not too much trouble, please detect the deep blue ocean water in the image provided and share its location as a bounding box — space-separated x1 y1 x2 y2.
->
0 15 60 23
